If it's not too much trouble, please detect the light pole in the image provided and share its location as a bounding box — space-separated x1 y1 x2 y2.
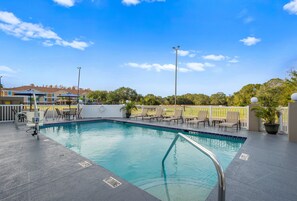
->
172 46 180 108
77 67 81 116
0 76 2 97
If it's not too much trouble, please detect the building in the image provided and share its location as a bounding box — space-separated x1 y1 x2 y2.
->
1 85 91 105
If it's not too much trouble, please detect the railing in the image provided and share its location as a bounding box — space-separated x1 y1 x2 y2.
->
0 105 23 122
0 104 77 122
162 132 226 201
279 107 288 134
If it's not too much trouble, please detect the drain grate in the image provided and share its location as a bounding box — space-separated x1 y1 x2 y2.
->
239 153 249 161
103 177 122 188
78 161 92 168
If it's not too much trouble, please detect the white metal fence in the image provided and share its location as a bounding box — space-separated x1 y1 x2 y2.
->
0 104 289 134
0 104 77 122
0 105 23 122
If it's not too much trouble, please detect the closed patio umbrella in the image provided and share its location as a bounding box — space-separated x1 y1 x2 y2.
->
57 92 78 110
14 89 46 111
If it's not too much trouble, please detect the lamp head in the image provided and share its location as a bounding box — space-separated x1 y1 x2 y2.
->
251 97 258 103
291 93 297 102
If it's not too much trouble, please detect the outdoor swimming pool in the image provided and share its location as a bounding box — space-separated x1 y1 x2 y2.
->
41 121 245 201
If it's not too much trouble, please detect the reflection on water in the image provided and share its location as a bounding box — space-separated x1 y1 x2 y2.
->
41 121 244 201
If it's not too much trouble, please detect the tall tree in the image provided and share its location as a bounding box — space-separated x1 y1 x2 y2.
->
232 84 261 106
210 92 227 105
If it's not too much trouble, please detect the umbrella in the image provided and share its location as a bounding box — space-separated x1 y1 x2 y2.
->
57 92 78 110
14 89 46 111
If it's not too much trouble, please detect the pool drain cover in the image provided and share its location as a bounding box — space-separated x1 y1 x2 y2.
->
103 177 122 188
239 153 249 161
78 161 92 168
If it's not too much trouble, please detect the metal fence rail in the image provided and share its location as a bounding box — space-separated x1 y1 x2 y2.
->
0 104 77 122
0 105 23 122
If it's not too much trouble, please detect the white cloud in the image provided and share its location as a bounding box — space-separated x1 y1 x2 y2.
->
172 49 197 58
53 0 75 7
0 66 16 73
204 62 215 67
244 16 254 24
178 50 190 56
122 0 165 6
126 61 215 73
284 0 297 15
126 62 174 72
0 11 20 25
0 11 90 50
202 54 225 61
122 0 140 5
240 36 261 46
228 57 239 63
186 63 205 71
238 9 254 24
125 62 189 72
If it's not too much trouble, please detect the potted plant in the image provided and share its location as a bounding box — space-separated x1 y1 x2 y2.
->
121 101 137 118
252 91 280 134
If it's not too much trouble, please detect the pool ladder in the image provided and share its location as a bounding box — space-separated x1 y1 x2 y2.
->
162 132 226 201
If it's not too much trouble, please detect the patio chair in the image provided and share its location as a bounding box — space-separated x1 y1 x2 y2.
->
163 109 183 123
187 110 209 127
219 111 240 130
69 108 77 119
43 108 49 121
77 107 83 119
11 108 26 122
142 107 164 121
130 108 149 120
55 108 64 120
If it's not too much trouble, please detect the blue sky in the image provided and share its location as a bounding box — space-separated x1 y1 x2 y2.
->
0 0 297 96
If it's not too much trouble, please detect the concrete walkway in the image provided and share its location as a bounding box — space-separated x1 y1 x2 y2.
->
0 122 159 201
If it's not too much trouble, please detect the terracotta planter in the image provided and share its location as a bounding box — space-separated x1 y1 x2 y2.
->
264 123 279 135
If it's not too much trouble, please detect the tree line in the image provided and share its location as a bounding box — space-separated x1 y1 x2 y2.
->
87 70 297 106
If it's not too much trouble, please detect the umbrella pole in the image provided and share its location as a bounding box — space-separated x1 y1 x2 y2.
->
30 95 32 111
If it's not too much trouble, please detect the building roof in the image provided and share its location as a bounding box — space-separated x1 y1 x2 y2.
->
5 85 91 95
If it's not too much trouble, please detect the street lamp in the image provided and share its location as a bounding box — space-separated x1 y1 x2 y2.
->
172 46 180 108
77 67 81 115
0 76 2 97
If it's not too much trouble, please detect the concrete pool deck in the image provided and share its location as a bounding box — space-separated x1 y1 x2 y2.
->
1 118 297 201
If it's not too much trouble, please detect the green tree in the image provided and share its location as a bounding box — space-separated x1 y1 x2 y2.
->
141 94 162 105
87 90 108 103
192 94 210 105
232 84 261 106
104 87 140 104
256 78 287 106
210 92 227 105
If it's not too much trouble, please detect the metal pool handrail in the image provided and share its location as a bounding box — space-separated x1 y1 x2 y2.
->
162 132 226 201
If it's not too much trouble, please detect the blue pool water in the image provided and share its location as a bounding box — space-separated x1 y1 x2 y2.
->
41 121 245 201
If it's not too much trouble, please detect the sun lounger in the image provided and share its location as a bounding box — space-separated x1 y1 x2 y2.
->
187 110 209 127
163 109 183 123
142 107 164 121
130 108 149 119
219 111 240 130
